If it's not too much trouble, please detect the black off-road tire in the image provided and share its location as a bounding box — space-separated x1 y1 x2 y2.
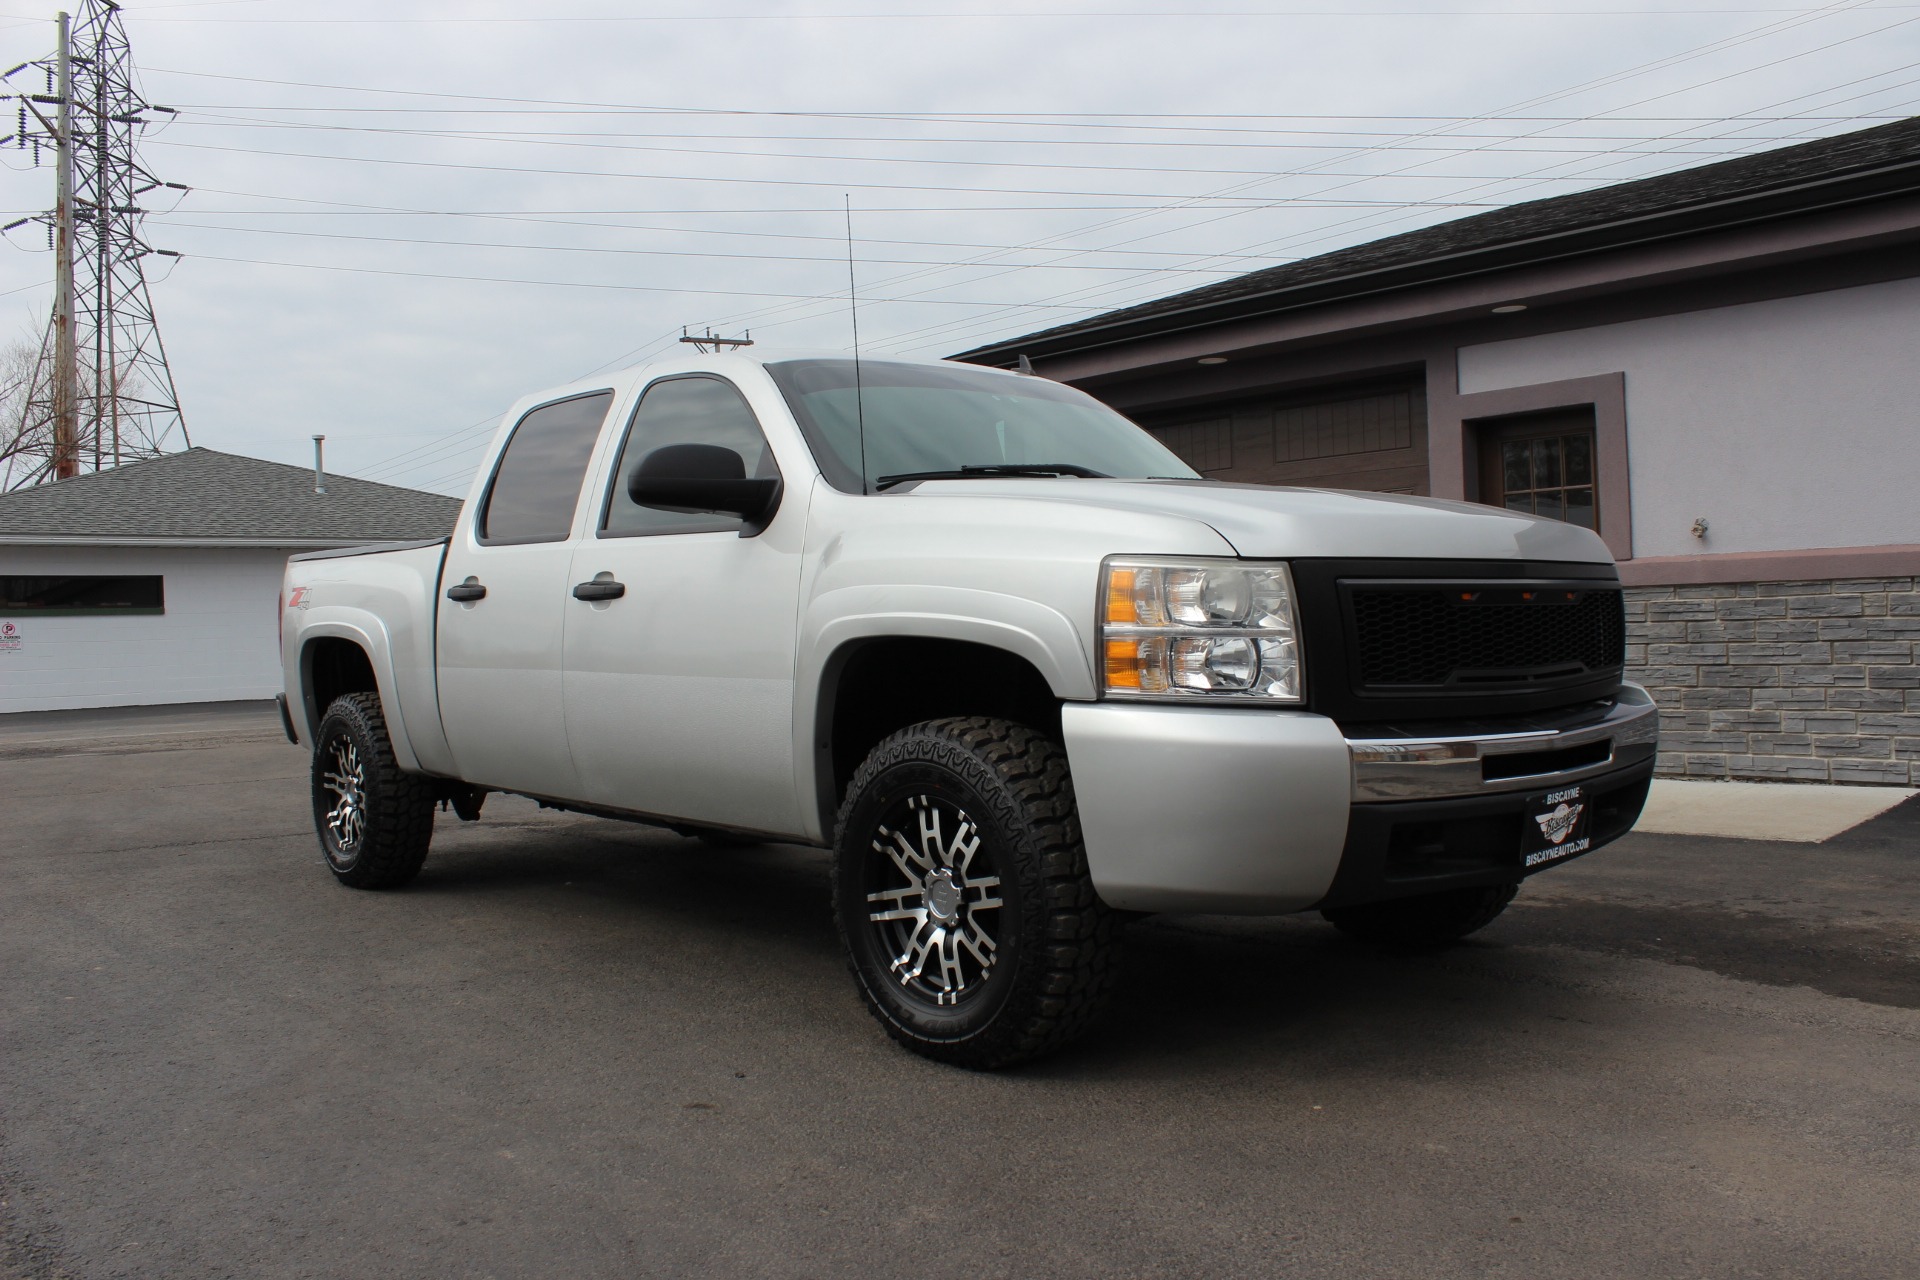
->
832 717 1120 1070
311 692 436 890
1321 882 1519 949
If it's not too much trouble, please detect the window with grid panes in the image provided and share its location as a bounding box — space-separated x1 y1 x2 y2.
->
1476 407 1598 531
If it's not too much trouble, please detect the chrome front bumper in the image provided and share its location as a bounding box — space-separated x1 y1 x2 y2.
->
1347 682 1660 802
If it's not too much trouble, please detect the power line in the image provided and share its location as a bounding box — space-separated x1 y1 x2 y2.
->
168 115 1727 181
148 136 1633 194
348 321 714 486
1206 4 1920 262
142 25 1896 351
113 6 1920 21
156 220 1259 274
152 191 1459 255
353 416 503 483
167 195 1452 213
140 66 1908 128
180 251 1108 306
156 98 1916 129
170 110 1817 155
165 103 1908 127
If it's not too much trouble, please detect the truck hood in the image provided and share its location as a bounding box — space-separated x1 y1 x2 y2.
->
897 478 1614 564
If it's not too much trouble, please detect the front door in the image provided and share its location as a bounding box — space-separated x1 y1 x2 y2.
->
438 389 613 800
562 374 805 835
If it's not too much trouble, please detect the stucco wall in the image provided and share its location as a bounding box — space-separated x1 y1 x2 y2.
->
1456 274 1920 560
0 545 295 713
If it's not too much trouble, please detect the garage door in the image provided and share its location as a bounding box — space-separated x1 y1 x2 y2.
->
1146 382 1429 494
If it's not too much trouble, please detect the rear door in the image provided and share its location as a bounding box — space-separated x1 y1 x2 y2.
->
437 389 614 799
561 373 805 835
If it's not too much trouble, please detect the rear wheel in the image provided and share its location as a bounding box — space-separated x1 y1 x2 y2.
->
833 717 1120 1069
1321 883 1518 948
311 692 435 889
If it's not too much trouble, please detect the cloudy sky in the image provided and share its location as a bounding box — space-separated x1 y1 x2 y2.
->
2 0 1917 494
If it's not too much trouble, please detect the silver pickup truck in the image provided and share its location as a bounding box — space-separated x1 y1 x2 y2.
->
279 349 1656 1068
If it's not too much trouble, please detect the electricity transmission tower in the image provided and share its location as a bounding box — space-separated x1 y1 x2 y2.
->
0 1 188 490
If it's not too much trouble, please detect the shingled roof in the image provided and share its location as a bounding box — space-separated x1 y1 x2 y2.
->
956 115 1920 364
0 447 463 544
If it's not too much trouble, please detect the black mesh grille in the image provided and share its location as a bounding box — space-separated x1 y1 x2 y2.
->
1347 583 1624 690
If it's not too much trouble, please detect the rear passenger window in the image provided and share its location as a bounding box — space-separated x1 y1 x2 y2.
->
480 391 614 544
601 375 780 538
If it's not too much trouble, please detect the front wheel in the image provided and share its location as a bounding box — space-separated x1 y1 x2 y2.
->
832 717 1120 1069
311 692 435 889
1320 882 1518 949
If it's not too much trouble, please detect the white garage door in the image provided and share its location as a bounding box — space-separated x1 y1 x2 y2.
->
1 544 297 713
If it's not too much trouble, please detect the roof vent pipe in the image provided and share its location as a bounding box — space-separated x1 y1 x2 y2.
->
312 435 327 495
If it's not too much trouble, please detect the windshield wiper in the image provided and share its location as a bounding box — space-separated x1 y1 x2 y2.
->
874 463 1110 491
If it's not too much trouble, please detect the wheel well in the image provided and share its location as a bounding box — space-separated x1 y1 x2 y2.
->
820 637 1062 832
305 637 378 725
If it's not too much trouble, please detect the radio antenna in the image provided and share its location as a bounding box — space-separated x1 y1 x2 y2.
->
844 194 868 495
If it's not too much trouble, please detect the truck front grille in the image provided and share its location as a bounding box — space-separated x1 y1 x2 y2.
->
1345 581 1625 692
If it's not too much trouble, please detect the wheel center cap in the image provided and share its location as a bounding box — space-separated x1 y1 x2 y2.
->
925 870 962 924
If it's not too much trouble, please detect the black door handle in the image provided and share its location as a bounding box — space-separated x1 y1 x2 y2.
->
446 579 487 602
572 578 626 601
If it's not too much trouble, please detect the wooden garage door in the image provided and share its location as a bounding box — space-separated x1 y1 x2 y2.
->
1146 383 1429 494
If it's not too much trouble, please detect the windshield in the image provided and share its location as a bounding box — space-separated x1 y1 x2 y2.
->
765 358 1198 493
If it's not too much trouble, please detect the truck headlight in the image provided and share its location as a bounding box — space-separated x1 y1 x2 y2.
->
1099 557 1303 703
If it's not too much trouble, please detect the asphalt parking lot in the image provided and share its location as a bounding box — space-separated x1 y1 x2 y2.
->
4 703 1918 1279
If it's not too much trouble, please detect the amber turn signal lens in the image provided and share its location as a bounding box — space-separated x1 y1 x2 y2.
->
1104 638 1142 689
1105 568 1138 625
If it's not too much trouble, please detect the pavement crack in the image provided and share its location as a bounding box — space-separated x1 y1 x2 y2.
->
39 831 311 858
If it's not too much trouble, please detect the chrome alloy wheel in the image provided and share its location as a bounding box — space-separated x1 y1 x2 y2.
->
320 736 368 859
865 794 1004 1007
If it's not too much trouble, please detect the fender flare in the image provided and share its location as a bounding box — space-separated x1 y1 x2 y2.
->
794 586 1095 842
296 612 426 774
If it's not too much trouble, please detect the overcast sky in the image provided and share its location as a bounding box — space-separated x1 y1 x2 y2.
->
1 0 1916 495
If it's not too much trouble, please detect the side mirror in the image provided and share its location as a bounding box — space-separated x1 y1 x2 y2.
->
628 443 781 534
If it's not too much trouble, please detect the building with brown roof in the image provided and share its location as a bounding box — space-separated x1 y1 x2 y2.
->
0 448 459 713
959 118 1920 784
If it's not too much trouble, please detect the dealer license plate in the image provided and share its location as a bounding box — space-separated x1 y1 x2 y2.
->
1520 783 1593 870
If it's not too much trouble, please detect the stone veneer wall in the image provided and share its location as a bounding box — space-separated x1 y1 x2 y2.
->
1625 576 1920 785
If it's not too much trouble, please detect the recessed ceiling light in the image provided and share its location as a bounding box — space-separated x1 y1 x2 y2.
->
1197 356 1229 364
1491 304 1528 314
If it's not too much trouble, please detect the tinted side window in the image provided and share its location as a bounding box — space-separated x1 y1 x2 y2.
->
479 391 613 544
601 376 778 537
